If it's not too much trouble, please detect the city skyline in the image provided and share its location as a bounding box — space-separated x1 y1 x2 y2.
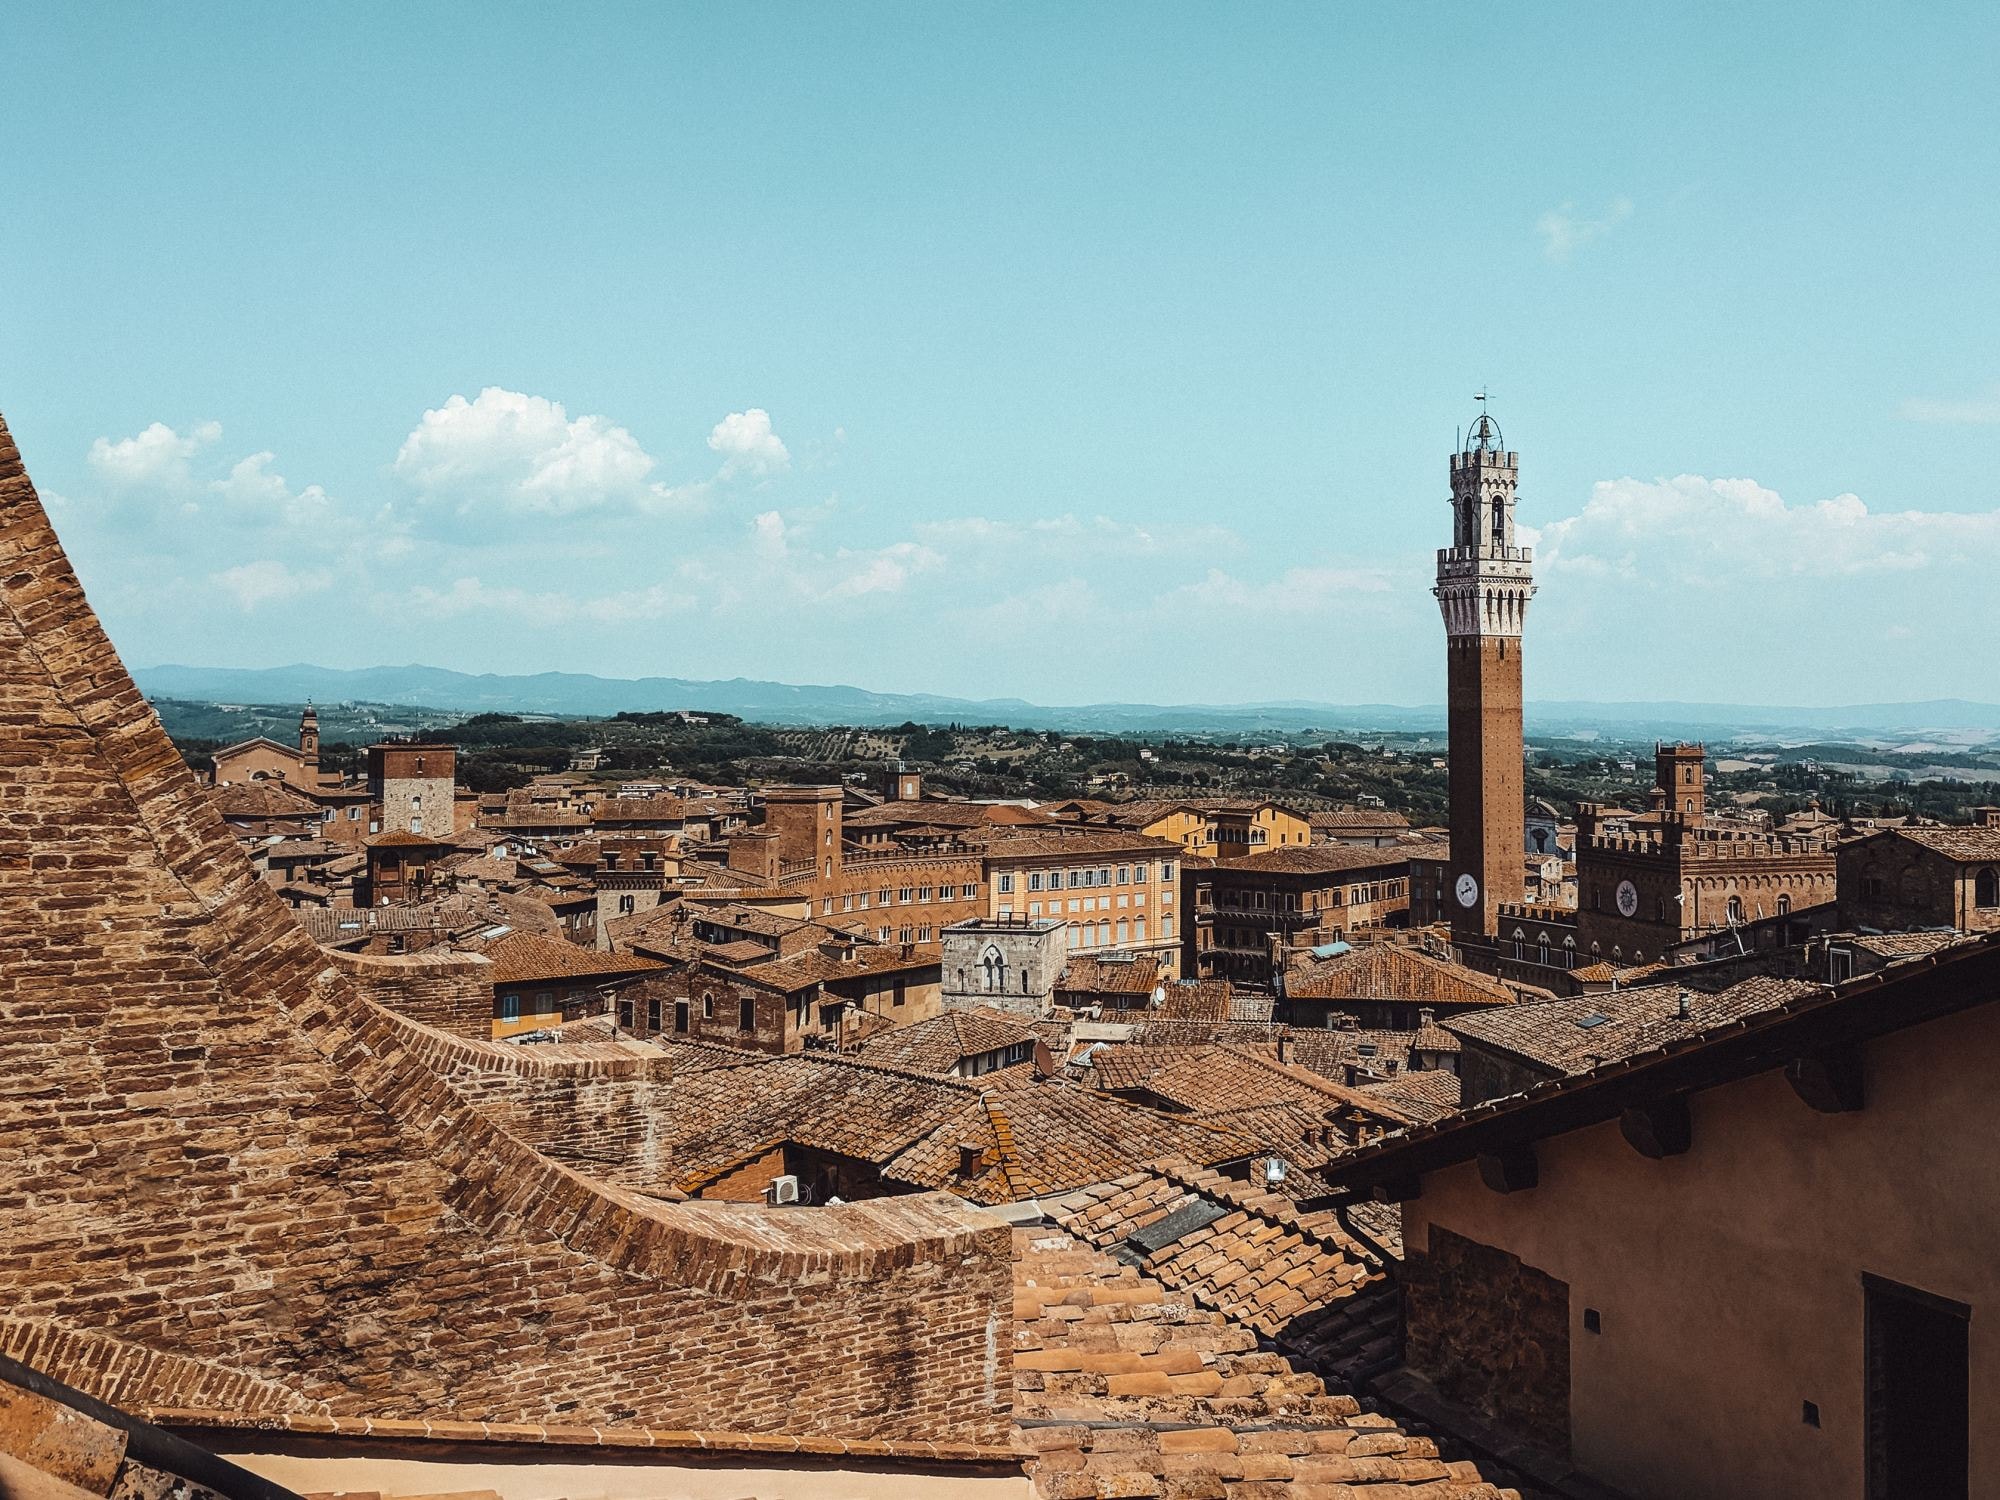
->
5 4 1996 705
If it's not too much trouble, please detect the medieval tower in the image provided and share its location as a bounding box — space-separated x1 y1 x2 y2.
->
1435 405 1534 946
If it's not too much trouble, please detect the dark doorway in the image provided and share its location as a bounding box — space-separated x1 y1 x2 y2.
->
1865 1273 1969 1499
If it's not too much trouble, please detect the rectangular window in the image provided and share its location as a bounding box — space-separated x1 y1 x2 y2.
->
878 926 892 941
1067 898 1079 913
1163 916 1175 939
618 894 635 914
822 897 834 915
1028 902 1042 917
962 884 977 899
898 887 913 904
1135 916 1147 942
997 874 1014 894
918 925 932 941
842 894 854 911
739 996 755 1032
899 926 913 944
1116 865 1129 884
918 885 933 902
617 996 634 1030
1117 920 1129 944
1028 872 1043 892
1865 1274 1970 1499
1132 863 1147 882
879 888 893 906
500 994 521 1022
857 892 869 910
1162 862 1175 881
1098 867 1111 886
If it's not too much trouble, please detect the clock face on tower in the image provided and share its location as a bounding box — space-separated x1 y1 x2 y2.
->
1455 873 1480 909
1616 879 1640 918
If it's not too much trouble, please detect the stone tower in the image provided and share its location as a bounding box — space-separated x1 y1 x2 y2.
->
1656 742 1706 821
298 702 320 781
1434 406 1535 945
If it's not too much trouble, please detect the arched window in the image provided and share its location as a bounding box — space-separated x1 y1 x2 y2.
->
1727 895 1745 924
1512 927 1525 960
1684 799 1695 813
1978 868 2000 909
1777 894 1792 916
1564 936 1576 970
981 945 1006 993
1537 934 1551 967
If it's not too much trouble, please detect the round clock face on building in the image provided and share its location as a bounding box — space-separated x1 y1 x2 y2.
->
1455 873 1480 908
1616 879 1640 918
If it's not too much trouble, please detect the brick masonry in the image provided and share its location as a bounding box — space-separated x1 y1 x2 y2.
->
0 412 1012 1444
1403 1223 1570 1457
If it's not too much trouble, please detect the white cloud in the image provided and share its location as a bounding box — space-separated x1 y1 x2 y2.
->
394 388 702 517
88 420 221 491
1898 386 2000 425
1537 196 1632 262
735 509 939 603
210 560 332 610
708 408 791 479
1536 475 2000 581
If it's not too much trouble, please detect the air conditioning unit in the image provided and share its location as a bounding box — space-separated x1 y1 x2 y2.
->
766 1174 800 1206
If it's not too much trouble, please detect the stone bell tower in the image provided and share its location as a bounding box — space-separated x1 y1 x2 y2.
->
1434 404 1535 946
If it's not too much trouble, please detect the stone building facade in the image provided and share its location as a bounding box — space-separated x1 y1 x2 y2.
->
940 915 1067 1016
1838 823 2000 935
367 740 458 838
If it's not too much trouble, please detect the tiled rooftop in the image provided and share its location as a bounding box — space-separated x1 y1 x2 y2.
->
1011 1215 1517 1497
1445 975 1821 1075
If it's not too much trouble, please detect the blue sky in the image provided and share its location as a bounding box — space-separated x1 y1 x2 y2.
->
3 4 1996 707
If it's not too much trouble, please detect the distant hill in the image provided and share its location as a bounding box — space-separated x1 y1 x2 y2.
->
130 662 2000 741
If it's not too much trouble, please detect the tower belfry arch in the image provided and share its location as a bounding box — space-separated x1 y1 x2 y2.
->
1433 401 1535 948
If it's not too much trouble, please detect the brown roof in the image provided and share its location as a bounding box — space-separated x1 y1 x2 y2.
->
1845 929 1973 960
1010 1213 1513 1494
1309 808 1411 831
738 941 942 995
887 1084 1253 1203
1881 825 2000 861
1088 1041 1415 1131
975 827 1182 860
1284 942 1521 1009
851 1007 1039 1074
1444 976 1820 1077
0 410 1005 1444
210 779 322 818
1357 1067 1465 1123
477 932 667 985
1055 1157 1387 1343
1057 952 1161 997
1220 843 1413 876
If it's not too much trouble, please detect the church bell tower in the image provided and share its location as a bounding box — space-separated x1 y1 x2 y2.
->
1434 405 1534 948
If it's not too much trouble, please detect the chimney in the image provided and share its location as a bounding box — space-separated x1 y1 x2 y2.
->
956 1143 983 1175
1418 1006 1435 1028
1676 991 1690 1020
1276 1033 1288 1064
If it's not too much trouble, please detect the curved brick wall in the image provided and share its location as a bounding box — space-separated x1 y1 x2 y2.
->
0 413 1010 1441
